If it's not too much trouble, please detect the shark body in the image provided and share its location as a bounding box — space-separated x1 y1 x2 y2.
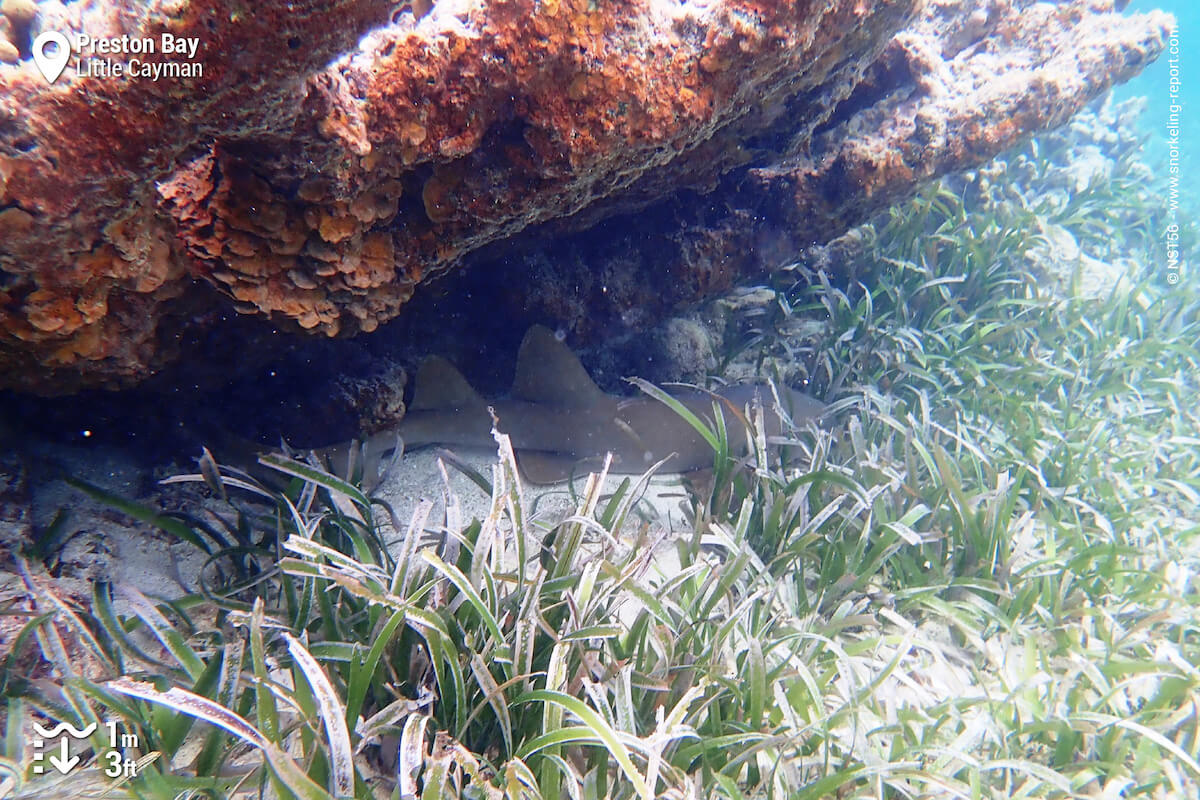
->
328 326 827 485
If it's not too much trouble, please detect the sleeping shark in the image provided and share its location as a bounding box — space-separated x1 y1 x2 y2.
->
321 325 828 485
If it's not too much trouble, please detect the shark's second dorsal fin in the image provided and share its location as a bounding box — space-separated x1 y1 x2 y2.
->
511 325 607 408
410 356 487 412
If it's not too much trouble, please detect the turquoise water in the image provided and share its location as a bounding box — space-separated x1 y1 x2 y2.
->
1118 2 1192 189
1113 0 1195 252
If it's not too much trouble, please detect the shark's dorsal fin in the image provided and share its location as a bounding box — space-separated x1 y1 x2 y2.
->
511 325 607 408
410 356 487 412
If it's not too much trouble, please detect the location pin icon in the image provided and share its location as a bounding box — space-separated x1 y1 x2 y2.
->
32 31 71 84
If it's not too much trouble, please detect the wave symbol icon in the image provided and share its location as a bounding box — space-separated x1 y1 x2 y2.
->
32 721 97 739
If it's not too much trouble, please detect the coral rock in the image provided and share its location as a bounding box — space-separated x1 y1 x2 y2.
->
0 0 1173 393
1 0 36 26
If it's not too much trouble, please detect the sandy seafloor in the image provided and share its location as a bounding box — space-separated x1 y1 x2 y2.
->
12 435 704 607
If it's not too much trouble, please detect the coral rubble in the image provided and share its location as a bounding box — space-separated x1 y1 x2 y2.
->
0 0 1173 393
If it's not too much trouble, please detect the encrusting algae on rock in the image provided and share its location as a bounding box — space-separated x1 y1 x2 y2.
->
0 0 1174 394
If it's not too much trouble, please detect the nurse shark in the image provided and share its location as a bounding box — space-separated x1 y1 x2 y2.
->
323 325 828 485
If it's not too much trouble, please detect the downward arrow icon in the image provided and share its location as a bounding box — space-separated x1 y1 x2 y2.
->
48 737 79 774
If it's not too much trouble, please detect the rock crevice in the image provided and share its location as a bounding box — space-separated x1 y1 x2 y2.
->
0 0 1172 393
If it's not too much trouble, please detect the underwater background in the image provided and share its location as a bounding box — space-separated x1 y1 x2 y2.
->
0 0 1191 464
1 1 1198 798
1120 0 1194 203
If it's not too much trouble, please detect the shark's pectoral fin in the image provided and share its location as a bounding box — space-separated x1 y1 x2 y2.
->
516 447 686 484
516 450 632 484
515 450 587 484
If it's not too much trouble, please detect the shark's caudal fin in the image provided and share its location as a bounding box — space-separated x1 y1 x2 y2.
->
510 325 607 408
409 356 487 412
